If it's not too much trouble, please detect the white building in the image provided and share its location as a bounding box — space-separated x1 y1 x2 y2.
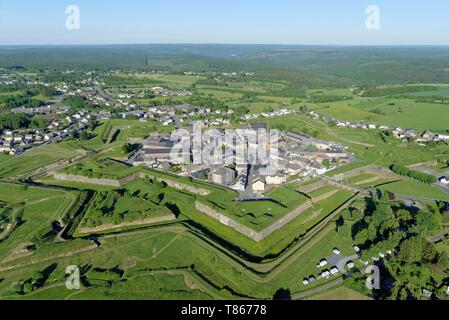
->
252 179 266 192
440 176 449 185
265 174 287 186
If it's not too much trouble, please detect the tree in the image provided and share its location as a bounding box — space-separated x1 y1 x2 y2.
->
273 288 291 300
30 117 46 128
413 211 441 236
88 119 100 131
79 131 92 140
397 237 425 263
395 209 412 224
354 229 369 245
0 113 31 131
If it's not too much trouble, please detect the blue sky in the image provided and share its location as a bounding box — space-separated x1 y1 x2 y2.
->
0 0 448 45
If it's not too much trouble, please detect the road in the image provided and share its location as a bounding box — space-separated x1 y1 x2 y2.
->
292 278 344 300
428 230 449 244
93 76 114 106
409 165 449 196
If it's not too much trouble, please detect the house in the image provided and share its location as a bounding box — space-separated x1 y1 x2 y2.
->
9 147 23 155
439 176 449 185
405 129 417 138
310 161 327 175
0 145 11 153
319 259 328 267
422 130 434 140
265 174 287 185
437 134 449 141
252 178 266 192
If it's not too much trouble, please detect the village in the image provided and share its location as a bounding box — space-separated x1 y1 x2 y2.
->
128 123 351 197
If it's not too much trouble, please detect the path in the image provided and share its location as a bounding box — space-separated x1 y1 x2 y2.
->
292 278 344 300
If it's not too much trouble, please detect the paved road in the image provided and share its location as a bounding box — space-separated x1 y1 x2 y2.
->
93 76 114 106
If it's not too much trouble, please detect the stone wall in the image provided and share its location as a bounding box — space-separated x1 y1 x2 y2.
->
53 171 210 196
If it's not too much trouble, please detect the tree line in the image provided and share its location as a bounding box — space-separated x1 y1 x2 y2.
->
391 164 437 184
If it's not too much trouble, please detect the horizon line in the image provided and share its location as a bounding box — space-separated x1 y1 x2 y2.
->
2 42 449 48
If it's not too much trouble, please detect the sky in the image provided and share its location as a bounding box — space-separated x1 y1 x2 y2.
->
0 0 448 45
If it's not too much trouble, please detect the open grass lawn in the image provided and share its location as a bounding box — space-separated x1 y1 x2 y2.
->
313 100 372 121
0 154 12 163
346 173 377 184
375 102 449 131
378 179 449 201
0 186 359 300
308 287 370 300
78 178 174 230
412 87 449 97
70 119 168 152
331 128 444 168
326 162 368 177
313 97 449 131
63 156 132 179
128 73 204 90
197 87 243 100
0 143 78 178
227 101 281 113
307 88 354 97
0 182 80 261
65 274 213 300
201 183 309 231
308 185 338 198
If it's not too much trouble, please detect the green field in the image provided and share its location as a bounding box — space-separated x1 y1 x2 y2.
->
308 287 370 300
378 179 449 201
0 143 79 179
412 87 449 97
0 182 80 262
